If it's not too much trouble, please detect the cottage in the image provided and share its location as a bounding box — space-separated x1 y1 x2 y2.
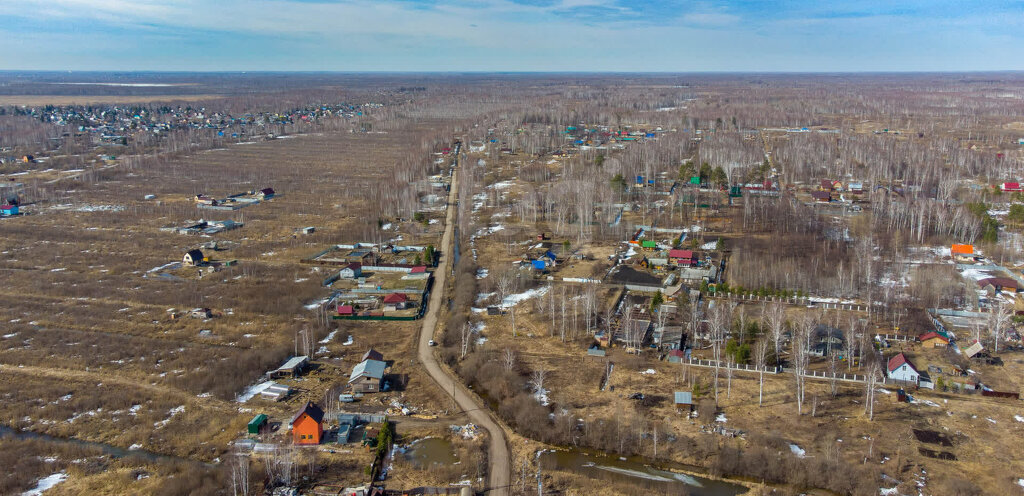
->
951 244 974 261
886 352 921 383
348 359 387 393
339 263 362 279
668 249 696 267
258 187 276 199
918 331 949 348
383 292 409 310
674 391 695 412
290 401 324 445
183 249 205 266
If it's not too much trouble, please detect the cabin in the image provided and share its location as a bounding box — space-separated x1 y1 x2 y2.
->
887 352 921 384
339 263 363 279
348 359 387 393
183 249 205 266
918 331 949 348
258 187 276 199
674 391 695 412
290 401 324 445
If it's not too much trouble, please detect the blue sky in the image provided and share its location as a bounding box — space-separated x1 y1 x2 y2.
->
1 0 1022 71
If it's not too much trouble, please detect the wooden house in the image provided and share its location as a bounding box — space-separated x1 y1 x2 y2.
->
183 249 205 266
348 359 386 393
886 352 921 383
290 401 324 445
918 331 949 348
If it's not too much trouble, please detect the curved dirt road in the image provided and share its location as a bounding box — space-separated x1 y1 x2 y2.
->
417 162 511 495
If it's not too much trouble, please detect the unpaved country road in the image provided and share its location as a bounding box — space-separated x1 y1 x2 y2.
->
417 158 511 495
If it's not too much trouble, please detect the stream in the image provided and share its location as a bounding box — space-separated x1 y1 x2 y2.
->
540 449 748 495
0 425 212 467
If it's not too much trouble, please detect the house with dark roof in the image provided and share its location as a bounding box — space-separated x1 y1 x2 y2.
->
290 401 324 445
339 262 362 279
977 277 1019 294
183 249 205 266
361 349 384 362
811 191 832 203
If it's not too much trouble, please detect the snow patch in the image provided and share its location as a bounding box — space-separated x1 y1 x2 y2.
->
21 472 67 496
499 286 549 309
789 444 806 458
319 330 338 344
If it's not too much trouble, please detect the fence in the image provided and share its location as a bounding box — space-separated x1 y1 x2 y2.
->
708 293 867 312
682 358 870 383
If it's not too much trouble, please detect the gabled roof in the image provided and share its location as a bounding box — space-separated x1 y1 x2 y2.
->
887 352 917 374
290 401 324 426
362 349 383 362
918 331 949 343
977 277 1017 290
383 293 407 304
337 305 354 314
349 359 387 383
951 244 974 255
185 248 204 259
343 262 362 271
668 249 694 259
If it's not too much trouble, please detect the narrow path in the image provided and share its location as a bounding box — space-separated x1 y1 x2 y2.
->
417 158 512 495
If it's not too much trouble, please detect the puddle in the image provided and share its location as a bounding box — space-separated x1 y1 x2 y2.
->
403 438 458 467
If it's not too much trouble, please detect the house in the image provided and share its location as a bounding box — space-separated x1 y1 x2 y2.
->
1001 182 1022 193
886 352 922 383
652 325 684 350
640 240 658 251
951 244 974 261
977 277 1019 294
918 331 950 348
290 401 325 445
339 263 362 279
349 359 387 393
258 187 276 199
362 349 384 362
668 249 696 267
847 181 865 194
667 349 685 363
810 191 832 203
248 413 269 435
0 204 17 216
819 180 834 191
183 249 205 266
337 305 355 316
383 292 409 310
673 391 695 412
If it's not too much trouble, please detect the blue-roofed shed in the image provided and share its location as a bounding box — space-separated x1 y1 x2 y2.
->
531 260 547 270
674 391 694 411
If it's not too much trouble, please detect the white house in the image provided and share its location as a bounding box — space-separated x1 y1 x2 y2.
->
887 352 920 383
339 262 362 279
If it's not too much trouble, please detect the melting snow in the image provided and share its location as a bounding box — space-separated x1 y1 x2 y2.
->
342 335 354 346
789 444 806 458
319 330 338 344
499 286 549 309
21 472 67 496
715 413 727 423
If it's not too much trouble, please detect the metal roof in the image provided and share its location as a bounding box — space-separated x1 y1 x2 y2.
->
349 359 387 382
674 391 693 405
278 355 309 371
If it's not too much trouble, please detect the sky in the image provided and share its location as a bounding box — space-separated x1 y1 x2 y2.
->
1 0 1022 72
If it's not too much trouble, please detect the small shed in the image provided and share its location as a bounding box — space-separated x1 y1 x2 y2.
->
248 414 268 435
674 391 694 412
268 356 310 379
918 331 949 348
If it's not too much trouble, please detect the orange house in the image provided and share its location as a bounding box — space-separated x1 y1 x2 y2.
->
951 244 974 260
290 401 324 445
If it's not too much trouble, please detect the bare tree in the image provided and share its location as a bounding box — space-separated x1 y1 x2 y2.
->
864 361 882 421
501 347 517 373
753 338 769 406
989 299 1010 354
460 323 472 359
231 453 251 496
765 301 786 360
792 313 815 415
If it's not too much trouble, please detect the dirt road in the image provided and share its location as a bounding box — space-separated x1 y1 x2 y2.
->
417 158 512 495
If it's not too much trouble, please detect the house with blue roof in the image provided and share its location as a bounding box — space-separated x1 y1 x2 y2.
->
349 359 387 393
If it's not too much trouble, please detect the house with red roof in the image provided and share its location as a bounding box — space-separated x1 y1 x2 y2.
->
918 331 949 348
1001 182 1022 192
887 352 921 383
337 304 354 316
668 249 696 267
382 292 409 310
